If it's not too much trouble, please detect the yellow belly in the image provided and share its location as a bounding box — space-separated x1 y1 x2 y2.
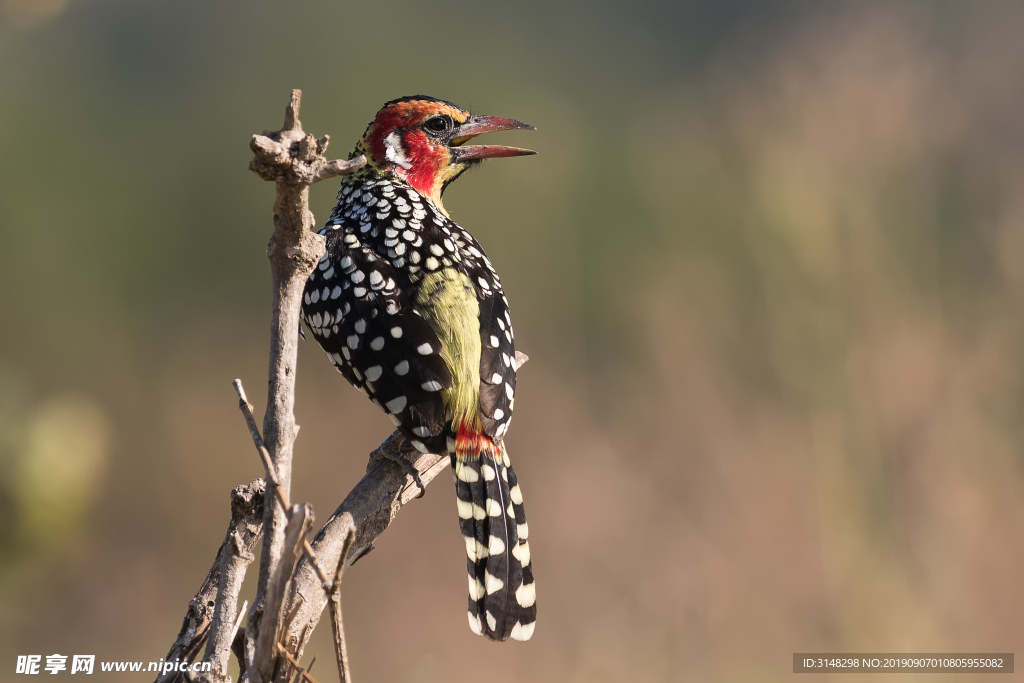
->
414 268 482 430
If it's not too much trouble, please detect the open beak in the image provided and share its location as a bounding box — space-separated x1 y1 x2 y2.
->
451 115 536 161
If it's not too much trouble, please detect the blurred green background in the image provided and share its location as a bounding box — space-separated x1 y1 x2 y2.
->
2 0 1024 681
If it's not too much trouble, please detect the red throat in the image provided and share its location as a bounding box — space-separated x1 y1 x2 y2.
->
398 129 448 199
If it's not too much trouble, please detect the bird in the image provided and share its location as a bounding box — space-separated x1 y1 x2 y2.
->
300 96 536 642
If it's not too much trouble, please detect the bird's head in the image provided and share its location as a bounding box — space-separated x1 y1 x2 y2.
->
355 96 535 212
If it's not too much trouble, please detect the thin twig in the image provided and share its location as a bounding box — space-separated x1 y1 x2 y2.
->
289 653 315 683
231 629 247 680
283 593 306 638
233 379 290 510
302 540 333 592
275 645 320 683
329 528 357 683
230 600 249 648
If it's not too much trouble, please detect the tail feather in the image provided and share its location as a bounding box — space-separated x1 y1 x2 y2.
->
504 458 536 641
452 442 535 641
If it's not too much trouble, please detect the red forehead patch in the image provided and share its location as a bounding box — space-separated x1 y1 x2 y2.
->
381 100 465 127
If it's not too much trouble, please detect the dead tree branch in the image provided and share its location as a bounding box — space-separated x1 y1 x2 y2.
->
329 530 356 683
257 505 313 681
156 481 264 683
276 433 450 662
201 483 265 680
244 90 364 683
233 380 289 509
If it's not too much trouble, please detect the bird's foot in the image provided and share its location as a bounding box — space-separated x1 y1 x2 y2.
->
367 442 426 498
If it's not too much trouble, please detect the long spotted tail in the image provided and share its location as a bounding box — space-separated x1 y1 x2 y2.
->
452 442 536 641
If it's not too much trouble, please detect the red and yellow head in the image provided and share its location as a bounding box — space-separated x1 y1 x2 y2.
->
357 96 535 211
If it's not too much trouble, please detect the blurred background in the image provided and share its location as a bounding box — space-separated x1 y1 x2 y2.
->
2 0 1024 681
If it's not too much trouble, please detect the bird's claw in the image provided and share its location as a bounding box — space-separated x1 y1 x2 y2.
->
368 445 426 498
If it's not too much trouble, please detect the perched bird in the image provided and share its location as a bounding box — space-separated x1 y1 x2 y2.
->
301 96 536 642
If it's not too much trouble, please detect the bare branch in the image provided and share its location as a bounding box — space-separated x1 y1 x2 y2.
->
234 379 289 510
279 433 449 660
245 89 363 681
283 90 300 131
302 540 332 593
329 530 356 683
276 645 320 683
201 482 265 680
230 601 249 652
292 651 315 683
156 481 265 683
309 158 367 184
250 136 290 171
257 505 313 681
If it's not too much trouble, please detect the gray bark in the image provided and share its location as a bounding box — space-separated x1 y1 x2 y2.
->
157 481 264 683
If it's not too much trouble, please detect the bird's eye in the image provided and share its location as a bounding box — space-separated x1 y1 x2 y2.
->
424 117 450 134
